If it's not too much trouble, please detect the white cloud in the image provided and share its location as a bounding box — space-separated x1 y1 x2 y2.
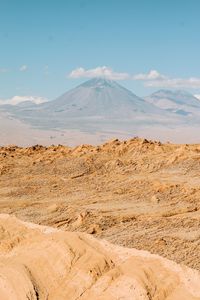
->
19 65 28 72
134 70 200 89
133 70 167 81
69 66 130 80
0 96 48 106
68 66 200 89
194 94 200 100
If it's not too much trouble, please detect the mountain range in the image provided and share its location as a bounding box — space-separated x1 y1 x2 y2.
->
1 78 200 145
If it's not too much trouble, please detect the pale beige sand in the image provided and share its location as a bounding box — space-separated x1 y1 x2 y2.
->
0 214 200 300
0 112 105 146
1 111 200 146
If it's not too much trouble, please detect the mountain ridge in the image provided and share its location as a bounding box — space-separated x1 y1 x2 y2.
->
145 89 200 115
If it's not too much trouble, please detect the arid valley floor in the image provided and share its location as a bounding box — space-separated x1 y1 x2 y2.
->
1 138 200 299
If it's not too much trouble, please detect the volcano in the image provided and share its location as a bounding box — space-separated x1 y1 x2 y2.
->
1 78 197 145
39 77 162 118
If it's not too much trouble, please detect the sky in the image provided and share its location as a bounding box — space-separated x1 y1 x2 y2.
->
1 0 200 102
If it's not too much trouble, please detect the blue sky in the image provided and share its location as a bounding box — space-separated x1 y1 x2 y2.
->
1 0 200 101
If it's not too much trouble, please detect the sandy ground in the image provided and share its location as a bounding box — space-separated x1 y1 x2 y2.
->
2 111 200 146
0 214 200 300
0 112 107 146
0 137 200 274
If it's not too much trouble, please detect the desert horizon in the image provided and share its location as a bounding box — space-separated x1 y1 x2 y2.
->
1 0 200 299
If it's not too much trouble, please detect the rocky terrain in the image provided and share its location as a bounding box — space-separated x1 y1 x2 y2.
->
0 214 200 300
0 137 200 275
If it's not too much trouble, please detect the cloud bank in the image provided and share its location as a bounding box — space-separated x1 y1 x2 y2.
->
69 66 200 89
69 66 129 80
0 96 48 106
134 70 200 88
133 70 167 81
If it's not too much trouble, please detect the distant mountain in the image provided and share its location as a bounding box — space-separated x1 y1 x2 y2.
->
145 89 200 116
40 78 161 118
2 78 200 145
6 77 174 131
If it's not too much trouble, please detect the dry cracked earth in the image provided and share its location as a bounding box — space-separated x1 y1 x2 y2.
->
0 137 200 299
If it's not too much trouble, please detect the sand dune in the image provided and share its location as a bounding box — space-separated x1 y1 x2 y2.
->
0 214 200 300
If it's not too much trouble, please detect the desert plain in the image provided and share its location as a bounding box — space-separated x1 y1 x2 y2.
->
0 137 200 299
